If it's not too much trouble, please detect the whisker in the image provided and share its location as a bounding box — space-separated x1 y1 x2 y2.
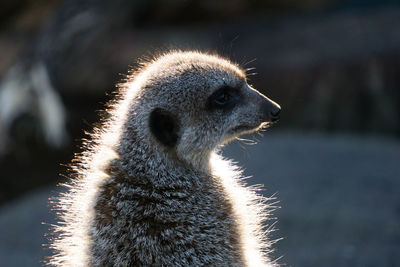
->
243 58 257 66
246 72 258 77
245 67 256 72
237 138 258 145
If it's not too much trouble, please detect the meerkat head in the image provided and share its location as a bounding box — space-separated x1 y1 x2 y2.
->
124 51 280 169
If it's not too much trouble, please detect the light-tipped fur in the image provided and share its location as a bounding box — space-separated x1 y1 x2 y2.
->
48 51 280 266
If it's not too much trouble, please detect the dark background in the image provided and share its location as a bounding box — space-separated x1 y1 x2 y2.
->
0 0 399 266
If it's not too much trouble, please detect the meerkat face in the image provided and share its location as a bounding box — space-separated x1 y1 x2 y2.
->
143 52 280 166
207 81 281 144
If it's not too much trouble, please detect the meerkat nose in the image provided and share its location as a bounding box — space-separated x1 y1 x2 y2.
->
247 86 281 122
269 103 281 122
261 96 281 122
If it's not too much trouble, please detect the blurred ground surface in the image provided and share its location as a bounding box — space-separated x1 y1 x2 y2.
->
0 132 399 267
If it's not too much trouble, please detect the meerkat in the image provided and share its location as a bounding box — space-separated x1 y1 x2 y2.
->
48 51 281 266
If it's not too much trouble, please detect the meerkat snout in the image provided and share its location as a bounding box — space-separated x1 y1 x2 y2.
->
242 85 281 124
253 89 281 123
206 83 280 146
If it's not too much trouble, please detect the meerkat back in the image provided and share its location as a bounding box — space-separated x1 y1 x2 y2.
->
48 51 281 266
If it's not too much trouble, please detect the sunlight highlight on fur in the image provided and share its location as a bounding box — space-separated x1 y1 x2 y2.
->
210 153 277 266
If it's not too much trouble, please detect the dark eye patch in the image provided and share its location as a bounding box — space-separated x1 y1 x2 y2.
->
206 86 240 111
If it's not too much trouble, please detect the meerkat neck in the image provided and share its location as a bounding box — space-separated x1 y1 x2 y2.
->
117 129 206 188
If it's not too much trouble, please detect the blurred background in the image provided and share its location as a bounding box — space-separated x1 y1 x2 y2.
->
0 0 399 266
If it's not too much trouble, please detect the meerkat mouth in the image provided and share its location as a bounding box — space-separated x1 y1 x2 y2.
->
228 124 262 135
228 121 275 136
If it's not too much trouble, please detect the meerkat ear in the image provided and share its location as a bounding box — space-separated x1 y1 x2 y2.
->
149 108 179 147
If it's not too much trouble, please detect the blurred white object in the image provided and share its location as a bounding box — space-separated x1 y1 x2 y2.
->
0 61 67 153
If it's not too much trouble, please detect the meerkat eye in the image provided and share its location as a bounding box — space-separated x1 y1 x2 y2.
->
214 91 231 105
207 86 239 110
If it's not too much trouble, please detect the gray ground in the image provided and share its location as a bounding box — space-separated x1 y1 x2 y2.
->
1 132 399 267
